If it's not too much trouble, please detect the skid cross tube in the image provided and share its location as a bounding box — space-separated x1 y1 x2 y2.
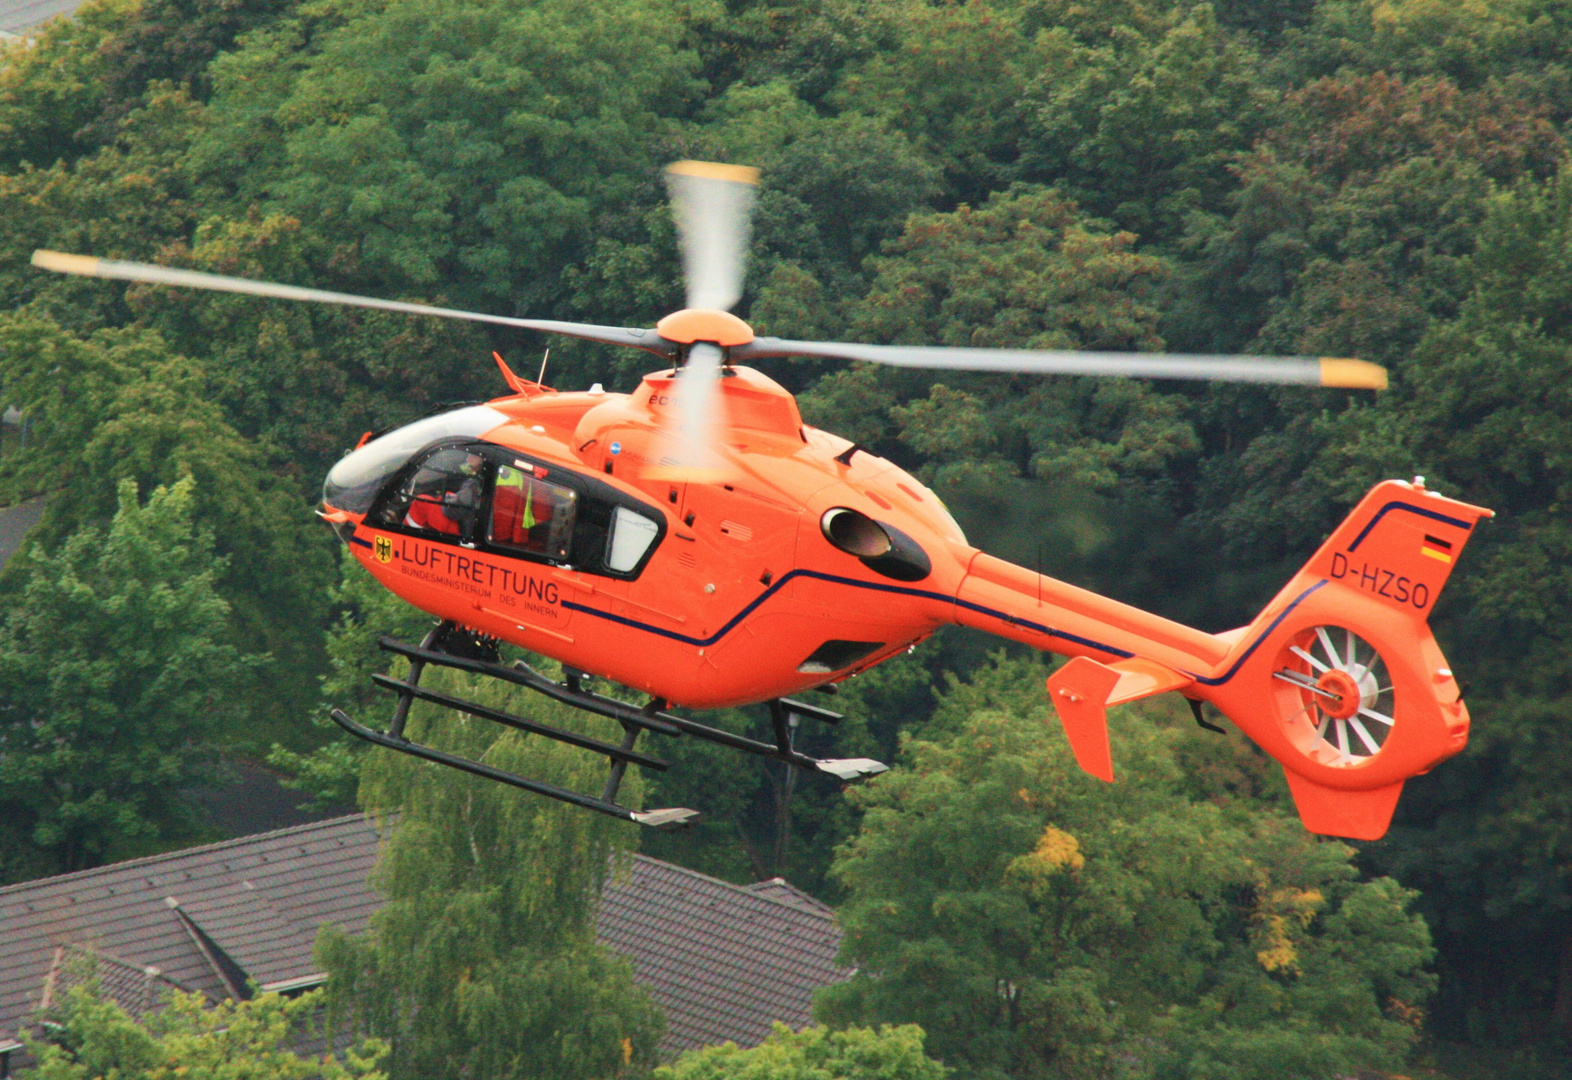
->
387 624 443 739
379 637 684 736
340 625 886 817
369 674 670 771
330 708 669 822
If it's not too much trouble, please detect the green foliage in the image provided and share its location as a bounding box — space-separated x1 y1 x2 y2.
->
0 314 335 751
1021 4 1272 241
831 0 1043 200
819 656 1434 1080
316 677 663 1080
267 549 435 811
24 981 386 1080
799 186 1195 508
1345 163 1572 1040
0 0 136 170
191 0 702 306
0 478 264 875
656 1022 947 1080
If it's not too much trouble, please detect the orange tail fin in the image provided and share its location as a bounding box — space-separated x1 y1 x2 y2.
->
1197 479 1493 839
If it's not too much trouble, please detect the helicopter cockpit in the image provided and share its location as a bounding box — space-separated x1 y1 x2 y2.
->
322 404 509 516
323 408 668 580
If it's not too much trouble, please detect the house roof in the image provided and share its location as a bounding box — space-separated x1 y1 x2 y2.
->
0 815 847 1059
0 0 83 36
602 860 847 1053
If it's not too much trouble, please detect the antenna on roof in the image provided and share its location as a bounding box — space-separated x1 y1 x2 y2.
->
537 348 550 386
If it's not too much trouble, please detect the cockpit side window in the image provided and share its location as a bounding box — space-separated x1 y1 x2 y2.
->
490 465 577 561
365 441 663 575
379 446 488 543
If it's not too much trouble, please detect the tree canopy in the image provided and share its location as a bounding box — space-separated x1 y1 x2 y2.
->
655 1023 947 1080
315 671 664 1080
24 982 386 1080
820 656 1434 1080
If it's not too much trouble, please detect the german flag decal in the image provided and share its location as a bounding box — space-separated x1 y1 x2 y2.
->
1421 534 1454 564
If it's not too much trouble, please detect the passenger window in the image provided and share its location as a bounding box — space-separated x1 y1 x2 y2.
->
490 465 577 561
392 448 487 542
605 506 660 572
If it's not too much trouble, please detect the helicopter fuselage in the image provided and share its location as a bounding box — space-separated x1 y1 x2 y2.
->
325 366 969 706
324 364 1251 708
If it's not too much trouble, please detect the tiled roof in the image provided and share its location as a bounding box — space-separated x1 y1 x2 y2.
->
741 877 836 917
0 815 846 1060
601 860 847 1054
0 0 85 35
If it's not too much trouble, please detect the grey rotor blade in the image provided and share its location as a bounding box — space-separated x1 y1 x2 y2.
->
665 161 759 312
31 250 676 359
734 336 1387 389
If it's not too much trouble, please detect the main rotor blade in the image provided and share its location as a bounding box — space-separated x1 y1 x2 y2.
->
30 250 676 359
734 336 1387 389
646 342 731 482
665 161 759 312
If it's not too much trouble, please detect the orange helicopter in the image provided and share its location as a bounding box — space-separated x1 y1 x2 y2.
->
32 161 1491 839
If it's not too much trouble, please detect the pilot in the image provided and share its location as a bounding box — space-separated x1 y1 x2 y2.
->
403 452 484 538
441 453 486 540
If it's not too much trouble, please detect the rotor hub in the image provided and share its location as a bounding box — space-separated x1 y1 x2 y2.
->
656 308 755 347
1316 666 1378 719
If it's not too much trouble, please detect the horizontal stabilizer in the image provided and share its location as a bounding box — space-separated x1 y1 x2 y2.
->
1283 770 1405 841
1046 656 1193 782
1103 656 1194 705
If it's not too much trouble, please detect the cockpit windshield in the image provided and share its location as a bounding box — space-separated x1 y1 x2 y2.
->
322 405 509 513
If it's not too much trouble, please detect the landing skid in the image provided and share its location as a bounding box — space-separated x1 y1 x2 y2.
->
330 621 888 827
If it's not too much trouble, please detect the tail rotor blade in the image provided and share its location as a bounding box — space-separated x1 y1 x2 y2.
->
665 161 759 312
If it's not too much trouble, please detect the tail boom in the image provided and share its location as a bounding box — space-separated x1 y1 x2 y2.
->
951 479 1492 840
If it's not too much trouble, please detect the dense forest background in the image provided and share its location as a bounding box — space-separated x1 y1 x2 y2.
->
4 0 1572 1075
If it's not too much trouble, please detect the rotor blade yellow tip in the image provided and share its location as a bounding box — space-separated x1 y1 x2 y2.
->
32 250 102 277
666 160 760 186
1319 358 1388 391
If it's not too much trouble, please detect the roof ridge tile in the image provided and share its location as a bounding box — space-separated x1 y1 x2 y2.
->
0 815 372 898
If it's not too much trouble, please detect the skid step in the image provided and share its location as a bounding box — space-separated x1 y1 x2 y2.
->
815 758 889 780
